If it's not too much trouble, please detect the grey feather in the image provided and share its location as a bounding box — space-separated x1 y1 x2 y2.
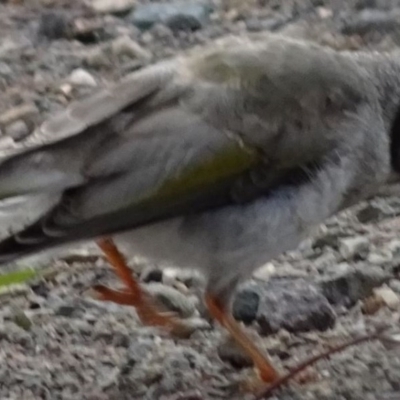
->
0 33 400 302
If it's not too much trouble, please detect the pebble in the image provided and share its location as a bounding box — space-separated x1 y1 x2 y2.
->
67 68 98 87
389 278 400 293
387 239 400 258
89 0 136 15
141 268 163 283
129 2 212 31
362 291 390 314
10 308 32 331
161 267 204 289
317 6 334 19
146 283 196 318
374 285 400 309
4 119 31 141
217 335 253 369
367 250 393 265
59 83 73 98
380 333 400 351
126 338 157 366
84 36 151 69
71 17 109 44
232 287 260 324
354 0 379 10
0 104 39 128
37 11 73 40
356 203 386 223
252 262 276 281
312 232 341 250
0 61 12 77
84 47 112 68
319 267 391 307
260 280 336 335
234 279 336 335
111 35 152 60
55 303 84 318
339 236 369 260
155 347 209 394
341 8 400 35
245 16 287 32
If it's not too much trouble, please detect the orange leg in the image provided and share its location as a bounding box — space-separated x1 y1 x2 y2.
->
93 238 194 337
205 294 280 384
94 238 280 383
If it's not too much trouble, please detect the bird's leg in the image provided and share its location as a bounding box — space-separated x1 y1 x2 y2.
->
204 294 280 384
92 237 194 337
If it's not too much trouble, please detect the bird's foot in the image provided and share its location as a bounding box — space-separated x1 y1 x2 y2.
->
91 237 196 338
204 294 386 398
90 284 196 338
204 294 281 385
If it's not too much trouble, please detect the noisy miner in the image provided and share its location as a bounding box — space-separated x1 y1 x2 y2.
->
0 32 399 389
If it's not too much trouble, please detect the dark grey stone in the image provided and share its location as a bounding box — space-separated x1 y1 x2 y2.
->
232 288 260 324
55 304 83 318
141 268 163 283
217 337 253 369
356 204 386 223
255 279 336 335
234 279 336 335
129 2 213 31
319 267 391 307
37 11 73 40
340 8 400 35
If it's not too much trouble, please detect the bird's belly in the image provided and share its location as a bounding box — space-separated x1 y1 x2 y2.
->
113 197 310 278
113 217 211 271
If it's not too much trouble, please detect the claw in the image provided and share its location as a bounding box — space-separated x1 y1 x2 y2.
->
94 238 197 338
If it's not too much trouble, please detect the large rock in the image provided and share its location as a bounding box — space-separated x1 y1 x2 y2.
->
233 278 336 335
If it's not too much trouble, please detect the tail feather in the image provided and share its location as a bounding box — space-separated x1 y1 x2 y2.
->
0 65 173 266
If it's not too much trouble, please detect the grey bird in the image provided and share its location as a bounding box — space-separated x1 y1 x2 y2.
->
0 32 400 387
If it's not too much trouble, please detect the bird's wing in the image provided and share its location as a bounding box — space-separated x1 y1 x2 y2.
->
0 34 382 261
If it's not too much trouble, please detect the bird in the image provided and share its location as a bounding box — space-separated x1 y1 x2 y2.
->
0 31 400 390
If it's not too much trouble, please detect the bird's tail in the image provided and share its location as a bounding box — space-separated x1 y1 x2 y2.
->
0 63 174 266
0 137 92 265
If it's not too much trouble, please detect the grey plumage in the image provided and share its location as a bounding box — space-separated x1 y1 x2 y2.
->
1 32 400 303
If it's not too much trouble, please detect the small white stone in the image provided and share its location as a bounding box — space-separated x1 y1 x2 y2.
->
89 0 136 14
253 262 276 281
59 83 73 97
374 285 400 310
339 236 369 259
146 282 196 318
317 7 333 19
67 68 97 87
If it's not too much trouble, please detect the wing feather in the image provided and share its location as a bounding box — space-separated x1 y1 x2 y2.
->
0 34 375 263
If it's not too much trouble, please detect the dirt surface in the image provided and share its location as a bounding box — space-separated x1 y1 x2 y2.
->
1 0 400 399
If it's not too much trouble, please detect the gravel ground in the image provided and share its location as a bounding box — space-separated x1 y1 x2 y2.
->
1 0 400 399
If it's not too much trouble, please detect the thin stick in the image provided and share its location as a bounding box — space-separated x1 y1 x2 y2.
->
255 327 388 399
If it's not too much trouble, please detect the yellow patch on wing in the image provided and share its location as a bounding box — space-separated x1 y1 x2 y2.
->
139 143 260 206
